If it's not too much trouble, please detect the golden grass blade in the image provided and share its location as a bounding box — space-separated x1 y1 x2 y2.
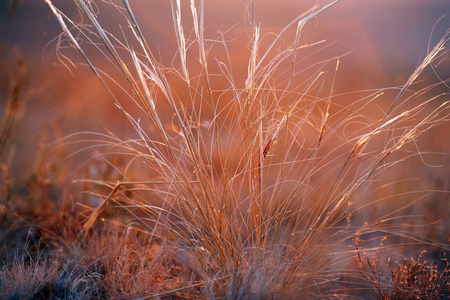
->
380 28 450 124
256 0 341 71
327 30 450 203
44 0 99 79
82 181 121 236
245 25 260 96
171 0 190 84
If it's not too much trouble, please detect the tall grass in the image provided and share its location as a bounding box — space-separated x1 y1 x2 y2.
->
37 0 450 298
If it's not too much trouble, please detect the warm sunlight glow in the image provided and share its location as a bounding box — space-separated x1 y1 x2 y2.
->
0 0 449 298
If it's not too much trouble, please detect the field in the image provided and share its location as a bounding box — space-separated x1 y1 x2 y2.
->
0 0 449 299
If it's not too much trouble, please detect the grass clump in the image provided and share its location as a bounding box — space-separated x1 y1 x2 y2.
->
1 0 449 298
355 248 450 299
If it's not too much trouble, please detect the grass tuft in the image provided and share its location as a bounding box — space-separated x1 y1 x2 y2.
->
1 0 449 298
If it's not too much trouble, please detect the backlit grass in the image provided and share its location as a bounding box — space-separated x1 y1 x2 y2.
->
1 0 449 298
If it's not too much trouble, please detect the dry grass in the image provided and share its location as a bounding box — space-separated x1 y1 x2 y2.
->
1 0 449 299
355 246 450 299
